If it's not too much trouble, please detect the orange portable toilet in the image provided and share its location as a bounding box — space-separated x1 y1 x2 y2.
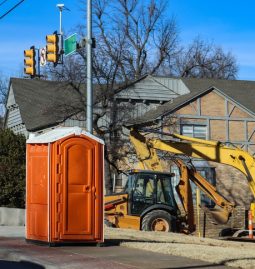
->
26 127 104 244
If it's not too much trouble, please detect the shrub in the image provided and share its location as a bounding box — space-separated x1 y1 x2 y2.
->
0 129 26 208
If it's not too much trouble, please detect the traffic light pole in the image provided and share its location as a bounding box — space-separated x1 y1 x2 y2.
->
36 48 40 78
86 0 93 133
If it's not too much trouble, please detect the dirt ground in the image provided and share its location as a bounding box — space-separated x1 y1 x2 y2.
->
105 227 255 269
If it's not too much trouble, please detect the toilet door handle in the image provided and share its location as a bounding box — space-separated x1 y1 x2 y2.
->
83 185 91 192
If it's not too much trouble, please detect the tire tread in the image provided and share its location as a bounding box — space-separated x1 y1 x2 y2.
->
141 210 175 232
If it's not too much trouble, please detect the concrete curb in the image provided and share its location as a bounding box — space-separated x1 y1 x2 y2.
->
0 207 25 226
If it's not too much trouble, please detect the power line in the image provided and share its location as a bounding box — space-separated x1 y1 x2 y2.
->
0 0 25 20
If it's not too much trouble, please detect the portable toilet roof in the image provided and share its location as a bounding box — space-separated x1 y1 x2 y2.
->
27 127 104 145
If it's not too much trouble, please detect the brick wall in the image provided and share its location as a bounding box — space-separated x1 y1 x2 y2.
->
193 206 246 238
201 91 225 116
211 162 254 207
229 121 245 141
210 120 226 140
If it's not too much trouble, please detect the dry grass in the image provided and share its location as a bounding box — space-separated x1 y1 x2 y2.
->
105 227 255 268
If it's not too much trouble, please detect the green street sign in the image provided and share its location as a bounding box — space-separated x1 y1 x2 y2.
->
64 33 77 56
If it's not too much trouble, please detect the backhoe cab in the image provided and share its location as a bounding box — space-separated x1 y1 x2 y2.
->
105 170 179 232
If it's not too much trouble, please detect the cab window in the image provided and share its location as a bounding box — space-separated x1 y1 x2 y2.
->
156 175 176 207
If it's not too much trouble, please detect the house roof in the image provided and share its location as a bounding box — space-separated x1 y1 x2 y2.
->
27 126 104 144
9 76 255 132
8 77 139 132
126 77 255 127
10 78 85 131
182 78 255 114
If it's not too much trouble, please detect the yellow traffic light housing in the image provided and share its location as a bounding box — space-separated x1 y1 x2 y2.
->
24 46 36 77
46 32 59 65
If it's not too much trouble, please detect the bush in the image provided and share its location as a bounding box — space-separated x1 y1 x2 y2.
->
0 129 26 208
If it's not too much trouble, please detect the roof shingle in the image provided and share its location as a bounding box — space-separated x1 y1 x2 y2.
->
126 77 255 127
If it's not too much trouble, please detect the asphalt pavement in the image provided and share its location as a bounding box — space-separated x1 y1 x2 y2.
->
0 227 232 269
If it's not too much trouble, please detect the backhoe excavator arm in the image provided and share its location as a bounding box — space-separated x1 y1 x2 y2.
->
130 129 255 199
174 159 234 227
129 128 236 229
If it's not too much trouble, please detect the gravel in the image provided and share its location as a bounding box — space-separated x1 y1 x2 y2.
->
105 227 255 268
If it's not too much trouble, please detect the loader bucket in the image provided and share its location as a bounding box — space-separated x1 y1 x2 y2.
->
202 206 231 225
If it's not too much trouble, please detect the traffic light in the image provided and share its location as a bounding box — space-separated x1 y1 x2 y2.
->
24 46 36 77
46 31 59 65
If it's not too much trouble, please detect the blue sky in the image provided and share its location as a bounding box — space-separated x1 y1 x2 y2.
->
1 0 255 80
169 0 255 80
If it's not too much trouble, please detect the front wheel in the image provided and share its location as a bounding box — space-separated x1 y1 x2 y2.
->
141 210 176 232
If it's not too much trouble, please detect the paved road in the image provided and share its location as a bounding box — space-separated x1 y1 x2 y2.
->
0 227 231 269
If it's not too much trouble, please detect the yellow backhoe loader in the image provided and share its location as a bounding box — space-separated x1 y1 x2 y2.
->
104 128 245 233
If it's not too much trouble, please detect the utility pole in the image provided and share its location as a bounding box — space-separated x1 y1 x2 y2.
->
86 0 93 133
36 48 40 77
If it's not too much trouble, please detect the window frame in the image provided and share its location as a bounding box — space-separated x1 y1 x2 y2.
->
171 165 216 208
181 124 208 140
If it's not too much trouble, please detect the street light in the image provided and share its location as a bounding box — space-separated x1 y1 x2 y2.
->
56 3 64 58
56 4 70 61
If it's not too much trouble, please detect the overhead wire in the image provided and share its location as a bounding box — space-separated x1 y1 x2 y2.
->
0 0 25 20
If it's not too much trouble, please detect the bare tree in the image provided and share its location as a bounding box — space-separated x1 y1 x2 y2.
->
47 0 238 192
173 37 238 79
92 0 179 83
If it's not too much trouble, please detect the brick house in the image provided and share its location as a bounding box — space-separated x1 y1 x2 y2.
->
128 77 255 208
125 77 255 236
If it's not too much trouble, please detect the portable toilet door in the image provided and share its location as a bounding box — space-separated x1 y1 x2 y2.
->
56 136 100 241
26 127 104 244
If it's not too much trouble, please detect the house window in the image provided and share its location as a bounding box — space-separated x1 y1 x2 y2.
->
171 165 216 208
181 125 207 139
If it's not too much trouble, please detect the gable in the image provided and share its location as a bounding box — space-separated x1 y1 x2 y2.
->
5 85 28 135
228 105 251 118
175 102 197 115
6 85 16 107
200 91 225 116
115 76 190 101
182 78 255 116
175 89 254 118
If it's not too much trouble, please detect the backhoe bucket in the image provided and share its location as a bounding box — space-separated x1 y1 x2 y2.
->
202 206 231 225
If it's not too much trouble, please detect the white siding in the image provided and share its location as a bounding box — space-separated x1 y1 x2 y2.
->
116 76 190 101
153 77 190 95
6 85 16 107
5 85 28 136
6 108 22 127
5 108 28 136
64 118 86 128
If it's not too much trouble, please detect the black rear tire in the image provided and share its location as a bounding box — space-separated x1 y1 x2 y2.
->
141 210 176 232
